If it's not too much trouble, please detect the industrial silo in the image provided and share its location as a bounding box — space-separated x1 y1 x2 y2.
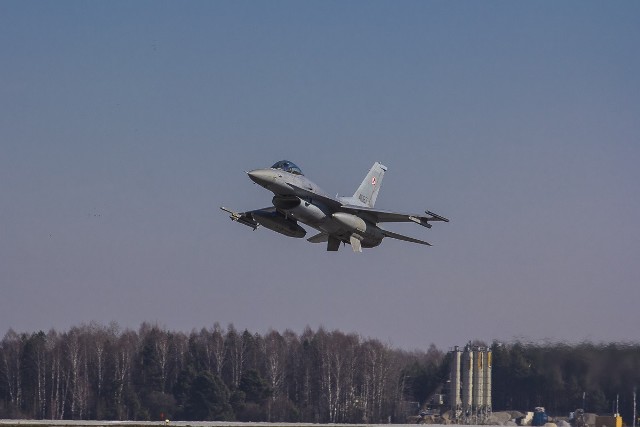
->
461 347 473 414
473 347 485 412
483 350 492 410
450 347 462 412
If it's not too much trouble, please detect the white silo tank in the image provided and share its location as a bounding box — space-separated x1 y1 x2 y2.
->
483 350 492 409
473 348 485 411
461 348 473 413
450 348 462 411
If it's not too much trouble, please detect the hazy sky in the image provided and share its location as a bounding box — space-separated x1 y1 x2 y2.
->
2 1 639 350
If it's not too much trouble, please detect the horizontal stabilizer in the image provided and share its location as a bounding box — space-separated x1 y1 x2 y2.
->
382 229 431 246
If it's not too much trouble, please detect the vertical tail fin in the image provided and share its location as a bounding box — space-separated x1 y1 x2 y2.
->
352 162 387 208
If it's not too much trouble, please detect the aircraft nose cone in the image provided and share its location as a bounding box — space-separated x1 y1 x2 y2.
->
247 169 275 186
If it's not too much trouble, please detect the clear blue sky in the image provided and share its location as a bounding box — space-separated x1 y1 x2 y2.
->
2 1 639 350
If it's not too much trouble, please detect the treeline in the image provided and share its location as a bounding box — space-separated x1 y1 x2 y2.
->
0 322 445 422
1 324 639 423
491 341 640 421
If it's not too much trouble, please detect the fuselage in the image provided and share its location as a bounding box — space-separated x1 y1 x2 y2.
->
247 166 384 248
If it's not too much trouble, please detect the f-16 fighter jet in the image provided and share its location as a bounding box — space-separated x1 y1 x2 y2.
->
221 160 448 252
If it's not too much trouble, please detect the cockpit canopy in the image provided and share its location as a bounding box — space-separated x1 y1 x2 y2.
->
271 160 303 175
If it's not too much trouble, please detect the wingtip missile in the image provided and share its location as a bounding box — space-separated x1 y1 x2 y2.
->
220 207 258 230
425 210 449 223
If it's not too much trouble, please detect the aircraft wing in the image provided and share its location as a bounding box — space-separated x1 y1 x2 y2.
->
286 182 449 228
340 205 449 227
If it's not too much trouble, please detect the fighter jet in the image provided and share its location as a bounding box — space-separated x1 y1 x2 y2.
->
221 160 448 252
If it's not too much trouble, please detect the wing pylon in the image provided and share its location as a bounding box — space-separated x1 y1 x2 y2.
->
220 207 258 230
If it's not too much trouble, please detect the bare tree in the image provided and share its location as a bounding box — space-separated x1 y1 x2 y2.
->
155 329 170 393
112 329 137 419
262 329 285 420
65 327 90 419
211 323 226 377
1 329 23 413
225 324 246 388
361 339 392 422
169 331 188 387
46 329 66 419
34 333 48 418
